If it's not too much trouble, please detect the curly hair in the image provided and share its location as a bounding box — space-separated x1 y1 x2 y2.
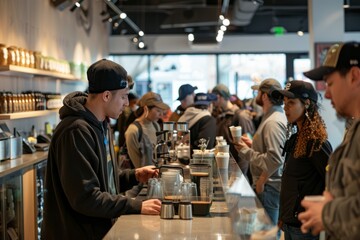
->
293 100 328 158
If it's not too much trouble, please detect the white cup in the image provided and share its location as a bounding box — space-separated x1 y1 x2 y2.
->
216 144 230 153
216 152 230 169
229 126 242 142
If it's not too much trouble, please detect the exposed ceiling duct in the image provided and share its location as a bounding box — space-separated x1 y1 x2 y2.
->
231 0 260 26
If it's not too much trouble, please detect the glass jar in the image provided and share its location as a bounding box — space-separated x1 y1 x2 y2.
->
29 51 35 68
24 49 30 67
19 48 26 66
7 46 16 65
34 51 42 69
9 46 21 66
0 44 8 66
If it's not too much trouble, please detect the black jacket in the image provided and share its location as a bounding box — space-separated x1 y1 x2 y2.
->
42 92 141 240
279 134 332 227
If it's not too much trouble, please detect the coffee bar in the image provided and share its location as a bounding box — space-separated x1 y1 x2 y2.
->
104 121 277 239
104 151 276 239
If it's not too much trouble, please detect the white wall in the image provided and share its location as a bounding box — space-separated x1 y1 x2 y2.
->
0 0 109 135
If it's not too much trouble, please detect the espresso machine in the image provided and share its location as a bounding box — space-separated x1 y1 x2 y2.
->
153 121 177 167
153 121 191 167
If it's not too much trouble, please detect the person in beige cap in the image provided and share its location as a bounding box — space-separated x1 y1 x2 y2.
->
298 42 360 240
234 78 287 228
42 59 161 240
125 92 170 168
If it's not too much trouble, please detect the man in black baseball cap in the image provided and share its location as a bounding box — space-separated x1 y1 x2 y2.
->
298 41 360 240
87 59 134 93
169 84 198 122
42 59 161 239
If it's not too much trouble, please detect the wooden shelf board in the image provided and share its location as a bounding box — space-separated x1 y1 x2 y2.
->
0 109 59 120
0 65 85 82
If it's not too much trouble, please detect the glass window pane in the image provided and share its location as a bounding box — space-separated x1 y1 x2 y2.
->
218 54 286 99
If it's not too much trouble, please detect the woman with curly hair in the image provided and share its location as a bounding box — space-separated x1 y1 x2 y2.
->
271 80 332 240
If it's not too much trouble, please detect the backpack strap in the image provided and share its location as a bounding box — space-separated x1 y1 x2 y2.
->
132 120 159 142
133 121 143 142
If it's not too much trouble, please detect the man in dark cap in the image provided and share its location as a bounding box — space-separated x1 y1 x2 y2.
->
169 84 197 122
42 59 161 239
297 42 360 240
211 83 255 176
178 92 218 152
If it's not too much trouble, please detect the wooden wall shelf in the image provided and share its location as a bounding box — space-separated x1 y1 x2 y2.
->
0 109 59 120
0 65 85 82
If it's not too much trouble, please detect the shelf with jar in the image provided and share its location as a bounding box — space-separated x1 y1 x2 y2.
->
0 43 86 82
0 91 62 120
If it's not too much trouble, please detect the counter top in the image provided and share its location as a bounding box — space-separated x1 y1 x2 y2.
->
104 157 277 239
104 201 235 240
0 151 48 177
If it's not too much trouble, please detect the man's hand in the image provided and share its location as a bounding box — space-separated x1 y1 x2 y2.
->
298 191 333 235
255 171 268 194
141 199 161 215
135 166 158 183
241 135 252 147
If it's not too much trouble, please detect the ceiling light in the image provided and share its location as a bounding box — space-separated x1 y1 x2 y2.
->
119 13 127 19
219 15 225 21
222 19 230 27
297 30 304 36
138 41 147 50
70 0 84 12
132 36 139 43
343 0 350 8
216 35 223 43
188 34 194 42
220 25 227 32
138 31 144 37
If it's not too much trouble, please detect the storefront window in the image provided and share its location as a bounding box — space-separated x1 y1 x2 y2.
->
110 53 290 110
218 54 287 100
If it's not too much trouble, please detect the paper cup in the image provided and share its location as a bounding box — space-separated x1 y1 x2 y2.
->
216 144 229 153
216 152 230 169
229 126 242 142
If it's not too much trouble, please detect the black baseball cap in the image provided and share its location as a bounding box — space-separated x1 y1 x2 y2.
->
304 42 360 81
177 84 198 100
194 93 217 106
87 59 133 93
271 80 318 103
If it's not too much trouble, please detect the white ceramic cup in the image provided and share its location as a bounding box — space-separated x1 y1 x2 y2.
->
229 126 242 142
216 152 230 169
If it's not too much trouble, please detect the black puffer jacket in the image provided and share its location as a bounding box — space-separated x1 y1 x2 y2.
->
42 92 141 240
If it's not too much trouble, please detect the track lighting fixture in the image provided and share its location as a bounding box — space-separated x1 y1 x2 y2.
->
70 0 84 12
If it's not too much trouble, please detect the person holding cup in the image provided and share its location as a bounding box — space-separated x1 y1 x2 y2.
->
271 80 332 240
234 78 287 227
298 42 360 240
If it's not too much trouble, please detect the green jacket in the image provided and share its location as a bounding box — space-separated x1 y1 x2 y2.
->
323 119 360 240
